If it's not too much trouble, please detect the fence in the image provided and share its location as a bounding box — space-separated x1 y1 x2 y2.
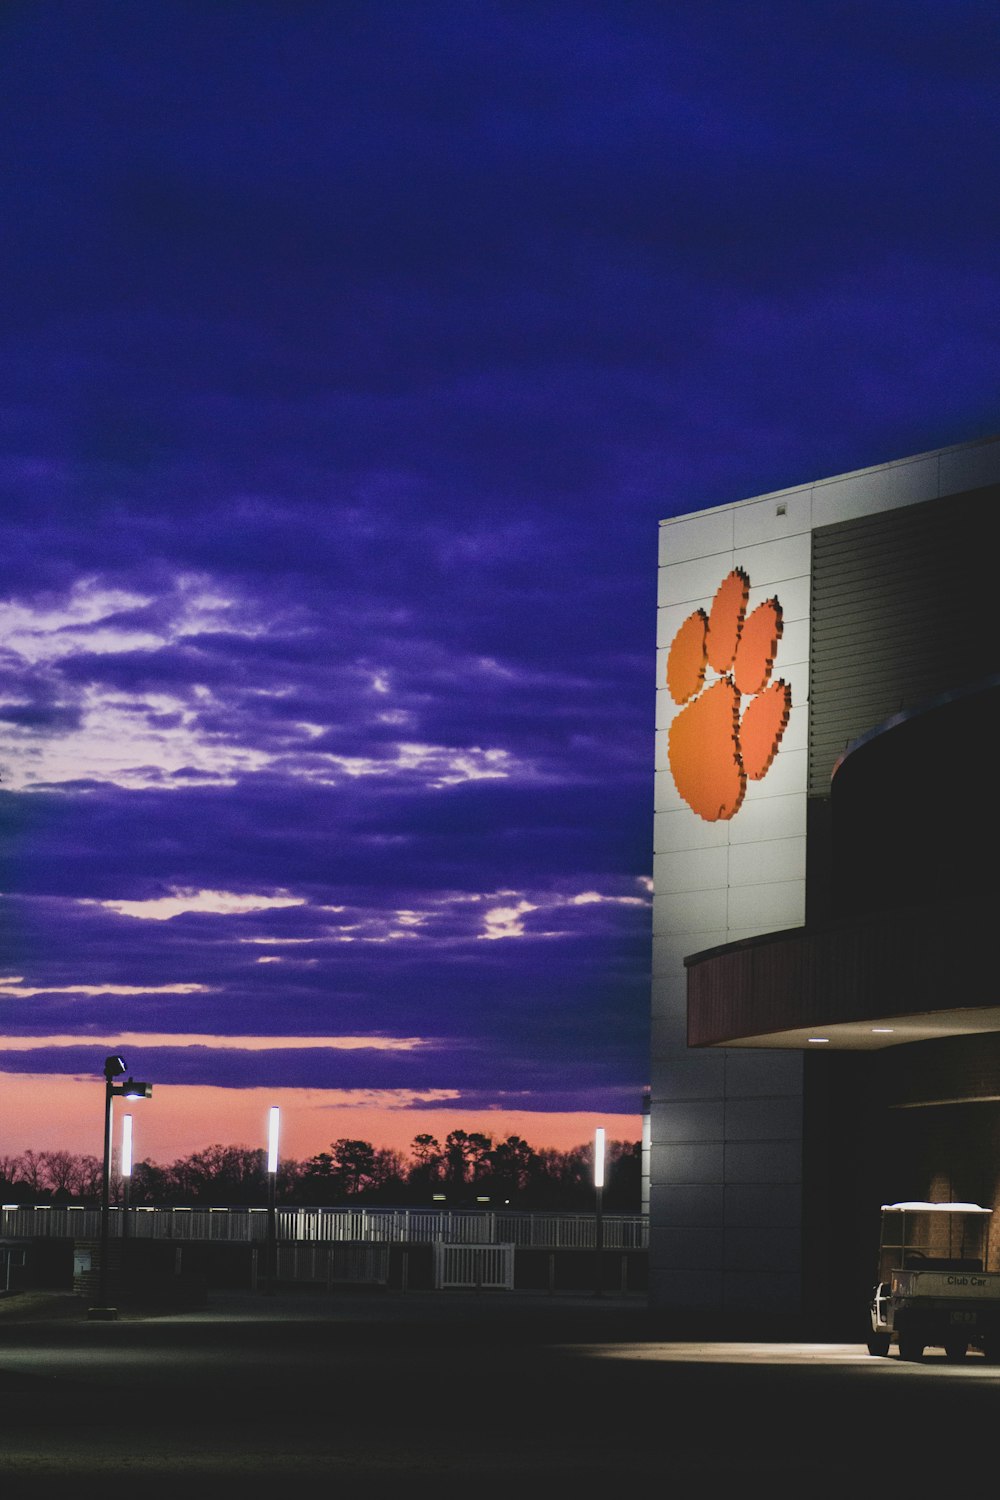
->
276 1242 391 1287
432 1243 515 1290
0 1204 648 1251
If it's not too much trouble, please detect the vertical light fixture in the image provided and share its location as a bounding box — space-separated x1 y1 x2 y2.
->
121 1114 133 1243
267 1106 280 1174
594 1126 605 1298
265 1106 279 1295
641 1091 651 1217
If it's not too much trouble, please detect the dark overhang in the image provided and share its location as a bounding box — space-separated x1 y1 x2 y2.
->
685 892 998 1051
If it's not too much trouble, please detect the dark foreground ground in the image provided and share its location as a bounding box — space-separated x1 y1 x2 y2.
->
1 1286 997 1496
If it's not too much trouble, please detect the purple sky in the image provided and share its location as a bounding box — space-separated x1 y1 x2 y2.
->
1 1 998 1160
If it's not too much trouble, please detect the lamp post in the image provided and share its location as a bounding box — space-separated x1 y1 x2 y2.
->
265 1106 279 1295
594 1126 605 1298
92 1056 152 1319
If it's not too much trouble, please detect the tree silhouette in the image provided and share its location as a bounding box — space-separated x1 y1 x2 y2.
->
0 1132 642 1211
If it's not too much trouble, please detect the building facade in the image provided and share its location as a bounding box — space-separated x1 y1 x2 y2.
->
651 435 1000 1330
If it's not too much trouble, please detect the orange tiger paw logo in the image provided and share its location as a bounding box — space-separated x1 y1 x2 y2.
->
666 568 791 821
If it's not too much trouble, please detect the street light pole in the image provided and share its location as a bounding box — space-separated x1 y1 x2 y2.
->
97 1056 122 1311
91 1056 152 1320
594 1126 605 1298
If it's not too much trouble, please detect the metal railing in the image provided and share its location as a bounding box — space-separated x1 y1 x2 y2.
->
433 1243 515 1290
1 1203 648 1250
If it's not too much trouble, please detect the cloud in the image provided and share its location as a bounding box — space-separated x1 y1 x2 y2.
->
0 982 210 998
88 889 306 921
0 1031 426 1053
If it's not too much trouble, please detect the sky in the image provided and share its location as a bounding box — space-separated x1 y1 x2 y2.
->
1 0 998 1167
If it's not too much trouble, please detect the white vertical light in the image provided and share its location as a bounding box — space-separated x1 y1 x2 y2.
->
121 1114 133 1177
641 1104 651 1215
267 1106 280 1174
594 1126 606 1190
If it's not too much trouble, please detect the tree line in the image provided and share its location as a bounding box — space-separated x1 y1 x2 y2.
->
0 1131 642 1212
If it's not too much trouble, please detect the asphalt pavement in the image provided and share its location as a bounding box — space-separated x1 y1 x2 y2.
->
1 1286 997 1496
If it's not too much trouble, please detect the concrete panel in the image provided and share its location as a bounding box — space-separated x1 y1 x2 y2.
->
723 1270 800 1313
654 809 729 853
656 604 687 649
649 1182 724 1228
650 1001 686 1046
727 879 805 932
751 569 810 624
724 1050 803 1096
651 1141 725 1184
727 793 806 846
650 1012 689 1054
648 1268 724 1312
724 1095 803 1141
648 1226 725 1271
648 1053 726 1101
657 599 710 650
723 1224 791 1272
665 887 729 934
658 553 738 610
658 508 734 567
735 533 811 588
650 970 686 1008
777 661 809 712
773 695 808 752
724 1140 802 1184
734 489 812 549
652 758 679 797
651 925 726 972
650 988 686 1035
722 926 802 946
654 688 680 733
727 836 806 888
725 1183 802 1229
743 745 807 801
656 1100 725 1142
650 985 685 1025
813 453 940 525
774 615 809 667
654 846 729 894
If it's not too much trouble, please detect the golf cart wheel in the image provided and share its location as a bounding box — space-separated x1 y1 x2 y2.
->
867 1333 891 1357
898 1337 924 1361
945 1340 967 1361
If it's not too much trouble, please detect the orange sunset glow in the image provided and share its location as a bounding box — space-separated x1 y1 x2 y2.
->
0 1071 641 1167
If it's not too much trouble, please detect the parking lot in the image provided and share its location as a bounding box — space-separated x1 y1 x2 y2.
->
1 1288 998 1495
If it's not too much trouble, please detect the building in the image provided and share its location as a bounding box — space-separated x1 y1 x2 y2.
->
651 435 999 1331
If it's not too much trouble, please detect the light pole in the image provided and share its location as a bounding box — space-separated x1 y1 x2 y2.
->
91 1056 152 1319
594 1126 605 1298
265 1106 279 1295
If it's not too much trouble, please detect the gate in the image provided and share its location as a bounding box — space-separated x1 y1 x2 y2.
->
432 1243 515 1290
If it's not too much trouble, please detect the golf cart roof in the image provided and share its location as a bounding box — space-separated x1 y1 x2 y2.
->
880 1202 991 1214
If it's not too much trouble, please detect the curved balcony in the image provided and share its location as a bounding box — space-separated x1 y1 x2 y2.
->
685 891 998 1051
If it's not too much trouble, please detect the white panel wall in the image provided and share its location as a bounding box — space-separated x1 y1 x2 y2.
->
649 433 1000 1318
652 488 809 1315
